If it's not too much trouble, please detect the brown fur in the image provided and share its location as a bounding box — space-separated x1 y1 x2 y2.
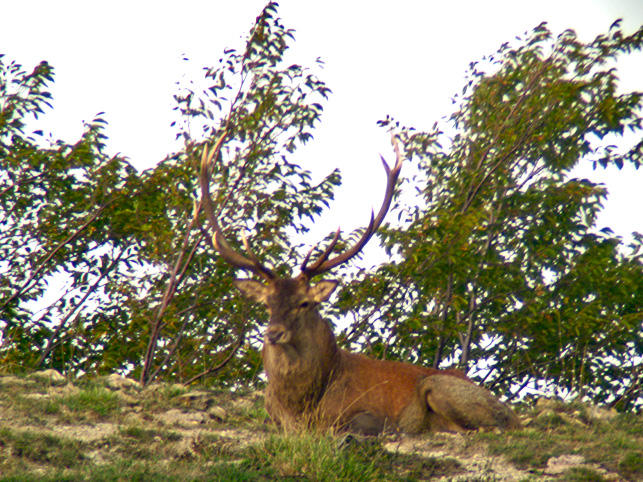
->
235 277 520 435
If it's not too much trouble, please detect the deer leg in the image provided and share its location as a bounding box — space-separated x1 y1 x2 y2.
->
342 411 395 436
419 374 520 432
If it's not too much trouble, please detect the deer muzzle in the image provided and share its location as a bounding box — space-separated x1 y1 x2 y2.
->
265 325 290 345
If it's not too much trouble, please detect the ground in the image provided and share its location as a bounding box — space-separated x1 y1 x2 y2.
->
0 370 642 481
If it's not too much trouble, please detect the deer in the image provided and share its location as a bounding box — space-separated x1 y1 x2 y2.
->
198 134 520 435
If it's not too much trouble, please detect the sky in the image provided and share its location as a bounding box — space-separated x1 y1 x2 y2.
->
2 0 643 258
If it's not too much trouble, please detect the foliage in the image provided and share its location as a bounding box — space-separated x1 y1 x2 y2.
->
335 20 643 410
0 3 337 385
0 54 143 373
254 433 385 481
1 3 643 412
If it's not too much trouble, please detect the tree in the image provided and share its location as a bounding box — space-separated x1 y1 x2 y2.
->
2 6 643 411
336 21 643 411
0 3 338 386
0 55 142 372
134 2 336 386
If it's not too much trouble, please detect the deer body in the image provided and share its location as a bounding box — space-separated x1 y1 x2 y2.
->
199 135 520 435
236 277 520 434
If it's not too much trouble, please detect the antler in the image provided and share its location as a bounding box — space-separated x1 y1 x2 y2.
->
199 133 276 280
300 135 404 279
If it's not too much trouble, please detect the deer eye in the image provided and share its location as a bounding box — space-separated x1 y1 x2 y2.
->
300 301 310 309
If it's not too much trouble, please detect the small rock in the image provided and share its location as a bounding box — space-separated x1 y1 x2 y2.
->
535 397 559 410
208 406 227 421
48 383 80 397
143 383 165 392
586 405 618 421
123 412 143 425
24 392 49 400
559 412 587 427
520 416 534 426
27 369 66 385
112 390 139 406
104 374 141 391
545 454 586 475
86 450 107 465
144 383 186 395
176 391 215 411
0 375 31 386
158 409 208 427
536 408 557 420
232 398 253 411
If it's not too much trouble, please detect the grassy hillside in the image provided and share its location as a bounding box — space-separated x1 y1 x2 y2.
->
0 371 641 481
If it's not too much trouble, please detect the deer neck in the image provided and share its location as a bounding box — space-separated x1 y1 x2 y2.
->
263 314 341 410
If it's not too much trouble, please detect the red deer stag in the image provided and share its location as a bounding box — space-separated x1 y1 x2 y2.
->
199 135 520 435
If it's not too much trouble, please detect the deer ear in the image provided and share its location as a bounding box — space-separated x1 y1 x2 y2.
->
234 279 269 303
309 280 339 303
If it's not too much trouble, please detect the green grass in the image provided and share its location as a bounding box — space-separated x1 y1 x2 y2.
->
9 384 123 424
472 405 643 480
0 461 260 482
2 374 643 482
617 450 643 481
561 467 608 482
254 432 383 481
243 431 465 482
58 386 121 418
0 428 86 469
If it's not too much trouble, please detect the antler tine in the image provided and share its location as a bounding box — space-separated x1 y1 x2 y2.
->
300 228 341 273
301 135 404 279
199 133 275 280
300 245 317 271
241 232 263 264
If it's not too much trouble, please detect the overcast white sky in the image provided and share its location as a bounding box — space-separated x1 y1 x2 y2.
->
2 0 642 254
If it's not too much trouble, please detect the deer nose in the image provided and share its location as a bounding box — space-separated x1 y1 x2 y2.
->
265 325 288 344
